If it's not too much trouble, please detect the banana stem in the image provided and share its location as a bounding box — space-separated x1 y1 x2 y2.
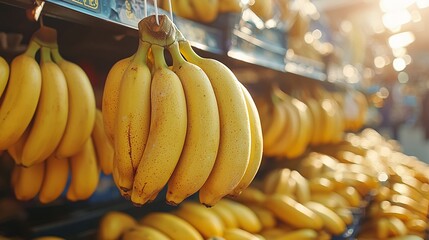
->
151 45 167 70
178 40 202 63
168 42 185 67
138 14 176 47
51 48 64 63
24 40 41 58
132 41 151 65
40 47 52 63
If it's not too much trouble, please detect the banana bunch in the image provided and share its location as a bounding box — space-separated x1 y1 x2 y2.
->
160 0 244 24
0 26 96 168
10 108 112 203
103 15 262 207
342 90 368 132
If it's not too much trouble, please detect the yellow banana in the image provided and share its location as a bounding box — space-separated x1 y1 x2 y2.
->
272 229 318 240
179 40 251 207
335 208 353 225
13 162 45 201
262 96 287 155
405 219 427 232
92 109 114 175
97 211 137 240
309 177 334 193
51 48 96 158
21 47 68 167
264 194 323 230
304 201 346 235
217 199 262 233
304 97 323 145
174 201 224 238
7 127 30 165
122 226 171 240
211 201 239 229
218 0 242 13
319 97 337 144
250 0 273 21
112 156 129 199
66 138 99 201
131 45 187 206
377 217 389 239
223 228 260 240
140 212 203 240
102 56 133 142
233 186 267 205
310 192 350 210
188 0 219 23
388 217 408 236
39 155 69 204
290 170 310 203
337 186 361 208
263 168 292 196
0 56 9 98
115 42 152 193
246 204 277 229
166 42 220 205
231 84 263 196
0 41 41 150
389 235 424 240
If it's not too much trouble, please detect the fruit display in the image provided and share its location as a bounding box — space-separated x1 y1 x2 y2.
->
102 14 262 207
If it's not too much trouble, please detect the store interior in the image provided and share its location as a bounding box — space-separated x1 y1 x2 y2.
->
0 0 429 239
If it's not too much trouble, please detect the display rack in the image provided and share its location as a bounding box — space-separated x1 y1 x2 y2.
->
0 0 326 82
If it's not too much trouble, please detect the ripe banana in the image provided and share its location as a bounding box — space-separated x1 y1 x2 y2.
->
388 217 408 236
140 212 203 240
97 211 137 240
39 155 69 204
122 226 170 240
166 42 220 205
174 201 224 238
0 40 41 150
7 127 30 165
304 97 323 145
52 48 96 158
217 199 262 233
337 186 361 208
246 204 277 229
335 207 353 225
223 228 260 240
115 42 152 192
233 186 267 205
188 0 219 23
262 95 287 155
219 0 242 13
179 40 251 207
0 56 9 98
13 162 45 201
309 177 334 193
304 201 346 235
290 170 310 203
131 45 187 206
66 138 99 201
211 201 239 229
102 56 133 142
264 194 323 230
263 168 292 196
92 109 114 175
231 85 263 196
405 219 427 232
250 0 274 21
21 47 68 166
273 229 318 240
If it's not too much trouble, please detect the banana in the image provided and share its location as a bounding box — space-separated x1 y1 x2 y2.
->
223 228 260 240
140 212 203 240
7 127 30 165
0 40 41 150
92 109 114 175
309 177 334 193
272 229 318 240
211 201 239 229
304 97 323 145
179 40 251 207
290 170 310 203
405 219 427 232
381 204 414 222
115 42 152 193
66 138 99 201
188 0 219 23
131 44 187 206
166 42 220 205
0 56 9 98
264 194 323 230
388 217 408 236
337 186 361 208
335 207 353 225
310 192 350 210
262 95 287 155
102 56 133 142
217 199 262 233
39 155 69 203
233 186 267 205
218 0 242 13
122 226 170 240
319 97 337 144
21 47 68 167
112 156 130 199
389 235 424 240
52 48 96 158
97 211 137 240
174 201 224 238
304 201 346 235
377 218 389 239
231 84 263 196
250 0 274 21
13 162 45 201
263 168 292 196
246 204 277 229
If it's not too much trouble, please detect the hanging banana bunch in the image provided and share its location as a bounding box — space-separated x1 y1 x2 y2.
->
103 14 263 207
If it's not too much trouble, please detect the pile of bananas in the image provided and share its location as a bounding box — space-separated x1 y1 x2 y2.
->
102 15 262 207
0 27 113 203
160 0 243 23
256 83 367 160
